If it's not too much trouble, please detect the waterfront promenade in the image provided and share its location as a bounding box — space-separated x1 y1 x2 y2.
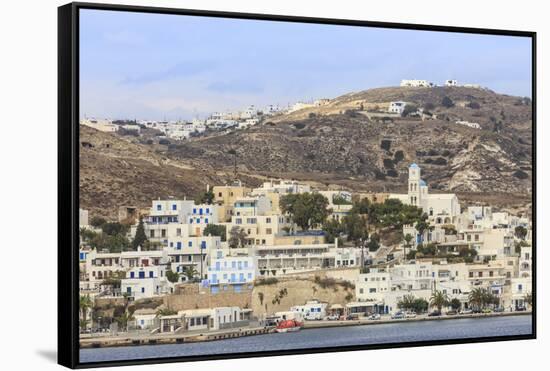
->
80 311 531 349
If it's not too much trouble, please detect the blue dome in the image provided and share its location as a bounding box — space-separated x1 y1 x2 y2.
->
409 163 419 169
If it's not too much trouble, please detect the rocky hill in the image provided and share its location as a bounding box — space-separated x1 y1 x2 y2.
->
80 86 532 219
166 87 532 196
79 125 261 219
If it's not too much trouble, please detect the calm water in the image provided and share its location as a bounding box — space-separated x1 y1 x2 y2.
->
81 315 532 363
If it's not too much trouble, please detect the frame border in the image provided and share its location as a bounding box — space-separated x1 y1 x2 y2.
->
58 2 536 369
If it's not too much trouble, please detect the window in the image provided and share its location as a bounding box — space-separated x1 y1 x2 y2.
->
172 204 177 211
130 272 135 278
236 218 242 225
176 242 182 249
266 217 271 223
218 192 222 197
157 204 162 211
369 288 376 293
206 208 209 214
188 241 192 247
141 287 145 293
149 271 154 278
205 218 209 224
469 272 473 278
266 228 272 235
489 271 494 277
176 228 181 236
150 230 155 238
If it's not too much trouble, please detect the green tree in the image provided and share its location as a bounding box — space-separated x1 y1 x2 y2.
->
182 266 199 281
403 233 414 259
322 219 344 244
132 217 148 250
101 222 128 236
115 311 134 332
156 308 177 317
351 197 370 215
449 298 462 311
203 224 227 241
166 270 180 283
397 294 416 311
342 212 369 246
468 288 485 310
280 193 330 231
430 290 449 312
412 298 429 313
196 189 215 205
515 226 528 240
90 216 107 228
228 226 247 248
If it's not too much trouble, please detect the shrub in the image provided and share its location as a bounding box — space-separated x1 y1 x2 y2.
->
441 96 454 108
158 139 171 145
394 150 404 163
255 278 279 286
386 169 398 177
383 158 395 169
380 139 392 151
424 102 436 111
432 157 448 166
467 101 481 109
513 170 529 179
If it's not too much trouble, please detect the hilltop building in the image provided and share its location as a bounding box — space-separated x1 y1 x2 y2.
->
400 79 434 88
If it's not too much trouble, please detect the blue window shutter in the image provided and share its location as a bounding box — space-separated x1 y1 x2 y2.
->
130 272 135 278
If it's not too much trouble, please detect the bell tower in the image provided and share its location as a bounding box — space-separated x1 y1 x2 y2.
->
408 163 421 207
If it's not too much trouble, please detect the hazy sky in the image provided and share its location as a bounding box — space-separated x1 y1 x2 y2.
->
80 9 532 121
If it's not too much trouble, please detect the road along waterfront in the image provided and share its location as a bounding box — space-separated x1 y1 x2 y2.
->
80 313 532 363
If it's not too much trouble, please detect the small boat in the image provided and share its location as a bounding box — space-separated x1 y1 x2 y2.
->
276 319 303 333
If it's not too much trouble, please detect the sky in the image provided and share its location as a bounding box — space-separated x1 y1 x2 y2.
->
80 9 532 121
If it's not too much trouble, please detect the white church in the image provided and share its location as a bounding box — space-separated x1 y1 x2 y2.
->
390 163 461 222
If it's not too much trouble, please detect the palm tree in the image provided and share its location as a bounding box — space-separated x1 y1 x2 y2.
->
182 266 198 282
79 319 89 332
79 294 93 331
115 311 135 332
429 290 449 313
468 287 485 310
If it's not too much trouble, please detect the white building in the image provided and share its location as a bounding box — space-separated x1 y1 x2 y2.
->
81 118 118 132
445 79 458 87
121 264 174 299
206 249 258 293
390 163 461 220
456 120 481 129
400 79 434 88
388 101 408 114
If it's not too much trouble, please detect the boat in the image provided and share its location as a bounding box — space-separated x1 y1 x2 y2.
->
275 319 303 333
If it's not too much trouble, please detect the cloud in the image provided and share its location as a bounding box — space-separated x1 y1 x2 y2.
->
206 80 264 94
119 60 216 85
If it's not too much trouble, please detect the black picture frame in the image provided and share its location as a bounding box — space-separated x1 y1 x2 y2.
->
58 2 537 368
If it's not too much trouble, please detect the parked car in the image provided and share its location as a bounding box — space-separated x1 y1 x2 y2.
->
404 311 417 318
428 311 441 317
493 307 505 313
460 309 473 315
326 314 340 321
481 308 493 314
515 306 527 312
368 313 381 320
346 313 360 321
391 311 405 319
446 310 458 315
